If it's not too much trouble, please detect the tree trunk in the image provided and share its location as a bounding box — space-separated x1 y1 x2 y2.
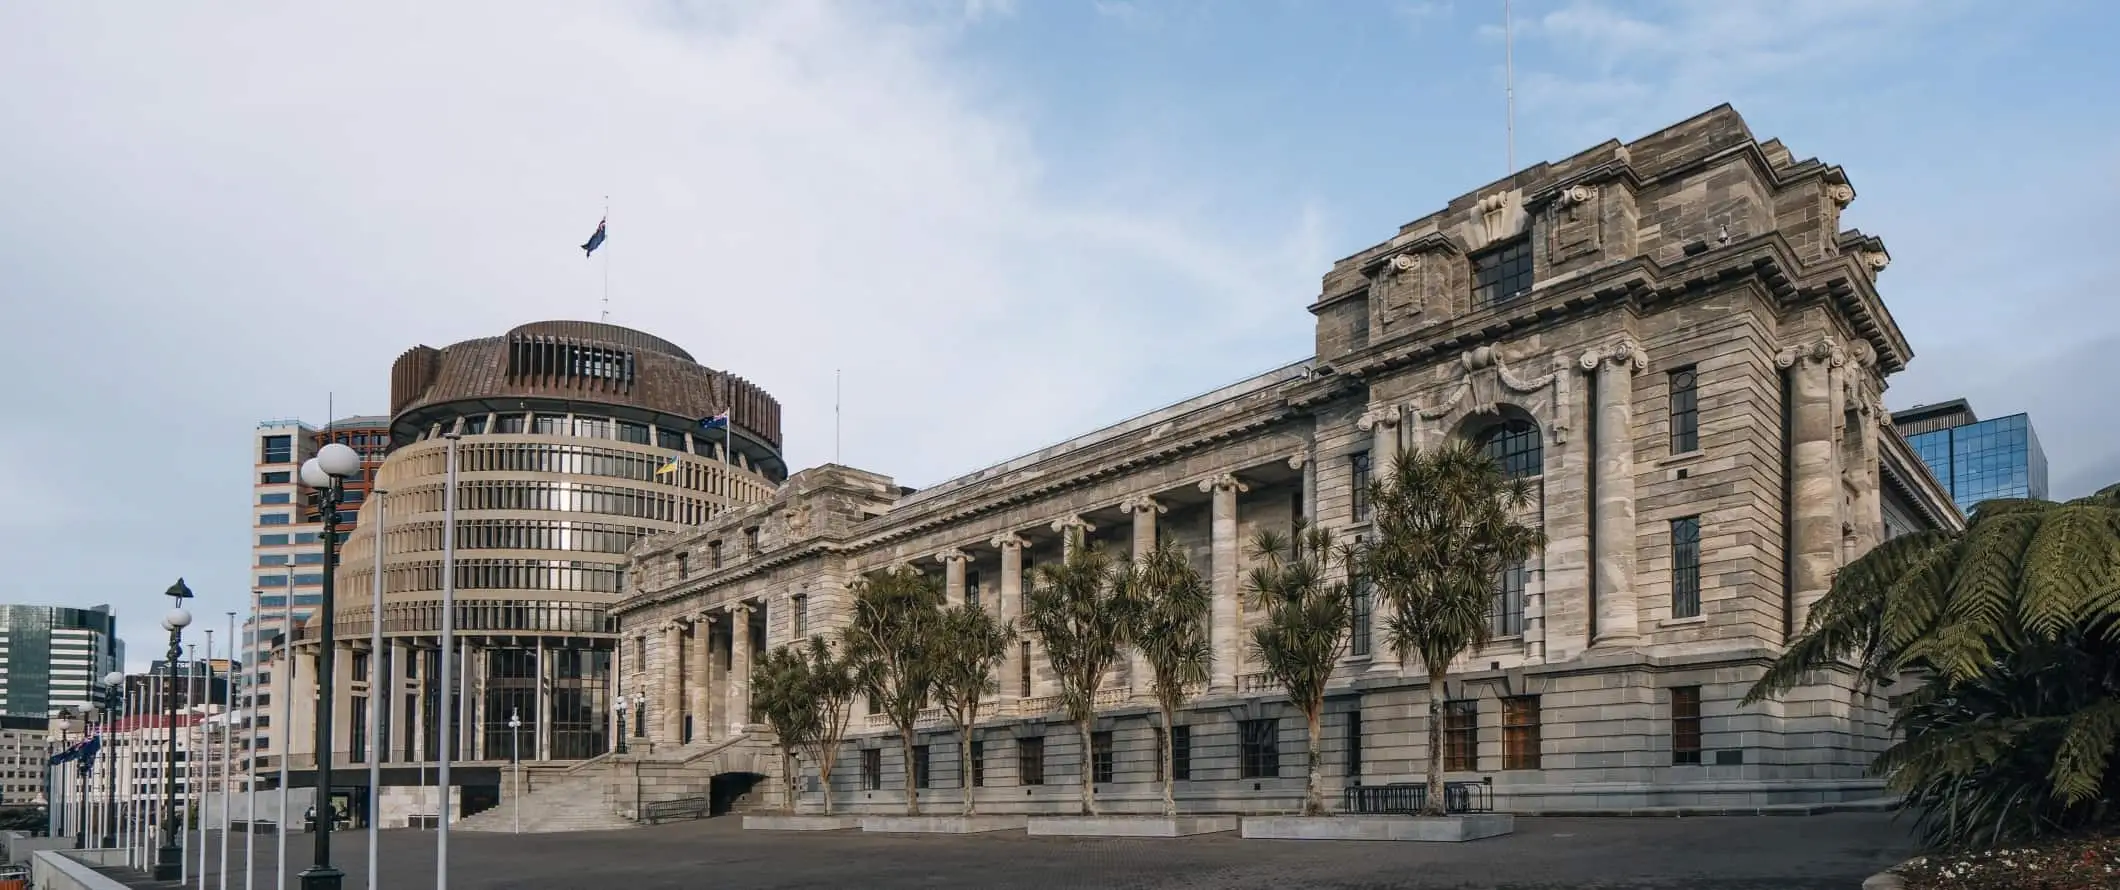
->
1424 666 1448 816
819 757 834 815
900 726 920 816
959 723 976 816
1077 717 1096 816
1159 703 1176 818
783 750 797 814
1303 706 1324 816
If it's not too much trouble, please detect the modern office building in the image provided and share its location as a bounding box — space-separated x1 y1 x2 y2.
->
1891 399 2049 515
0 715 49 805
0 604 121 719
279 320 786 826
248 417 390 679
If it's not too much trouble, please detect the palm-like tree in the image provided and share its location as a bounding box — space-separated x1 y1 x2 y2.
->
751 644 819 813
931 602 1016 815
1022 542 1137 816
1745 485 2120 849
844 567 945 816
1128 540 1213 817
1361 441 1544 817
795 636 861 815
1244 523 1355 816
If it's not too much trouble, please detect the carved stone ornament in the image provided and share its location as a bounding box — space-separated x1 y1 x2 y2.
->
936 547 970 564
1119 495 1167 515
1825 183 1855 208
1413 346 1574 444
1578 338 1648 374
1557 184 1597 208
1387 253 1420 275
1356 403 1402 432
1369 251 1427 325
989 532 1028 551
1776 338 1847 370
1478 192 1517 244
783 503 814 536
1050 516 1095 536
1287 452 1309 471
1862 250 1890 273
1197 473 1250 494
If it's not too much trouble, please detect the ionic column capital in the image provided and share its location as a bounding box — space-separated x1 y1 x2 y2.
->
726 601 753 618
1775 338 1846 370
935 547 971 564
1050 516 1096 536
1198 473 1250 495
1356 403 1401 432
1118 495 1167 515
989 533 1029 551
1579 338 1648 374
1287 452 1309 471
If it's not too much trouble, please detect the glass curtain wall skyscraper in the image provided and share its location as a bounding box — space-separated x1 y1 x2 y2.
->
1892 399 2049 515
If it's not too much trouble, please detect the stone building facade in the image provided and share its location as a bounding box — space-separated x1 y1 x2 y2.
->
611 105 1960 816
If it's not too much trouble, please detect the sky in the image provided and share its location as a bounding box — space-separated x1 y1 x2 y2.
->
1 0 2114 669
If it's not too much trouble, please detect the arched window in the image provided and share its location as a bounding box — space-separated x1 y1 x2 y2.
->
1476 417 1543 479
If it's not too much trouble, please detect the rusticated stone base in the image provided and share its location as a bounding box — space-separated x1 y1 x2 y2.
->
743 814 864 831
1240 814 1515 842
1027 816 1239 837
861 815 1030 834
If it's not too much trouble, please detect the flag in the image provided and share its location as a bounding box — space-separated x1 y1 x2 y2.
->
654 458 680 476
581 216 607 257
76 735 100 776
698 411 730 431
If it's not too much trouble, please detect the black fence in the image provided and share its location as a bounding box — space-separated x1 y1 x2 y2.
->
1342 781 1494 815
640 795 712 825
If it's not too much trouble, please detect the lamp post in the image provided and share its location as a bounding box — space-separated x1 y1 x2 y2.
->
54 708 79 848
155 580 196 881
613 696 629 755
298 441 360 890
101 671 124 848
507 709 521 835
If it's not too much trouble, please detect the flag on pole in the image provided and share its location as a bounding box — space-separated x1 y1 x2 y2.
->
698 411 730 431
581 216 607 257
654 458 680 476
76 735 101 776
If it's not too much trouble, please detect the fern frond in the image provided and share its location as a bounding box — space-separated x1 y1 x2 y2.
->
2017 505 2120 640
2048 696 2120 805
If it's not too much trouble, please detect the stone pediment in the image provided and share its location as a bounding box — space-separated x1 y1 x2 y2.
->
1412 345 1574 444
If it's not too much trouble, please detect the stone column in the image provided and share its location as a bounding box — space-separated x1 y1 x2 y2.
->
705 618 727 737
992 534 1027 709
1358 403 1402 475
661 621 684 745
1781 339 1845 632
1120 495 1166 700
727 603 753 735
940 549 970 607
1585 339 1646 647
1051 517 1093 557
1200 473 1249 691
534 637 550 761
1293 451 1316 523
690 615 713 743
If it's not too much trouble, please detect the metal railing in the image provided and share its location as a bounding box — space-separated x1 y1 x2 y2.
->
1341 781 1493 815
639 794 711 824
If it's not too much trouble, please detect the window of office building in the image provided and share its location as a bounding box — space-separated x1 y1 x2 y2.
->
1672 686 1703 765
1669 367 1699 453
861 748 881 790
1492 561 1527 637
1444 700 1479 771
261 435 293 464
969 739 985 787
1350 451 1373 522
912 745 931 789
1349 572 1372 656
1091 731 1115 784
1171 726 1192 781
1239 718 1279 779
1502 697 1541 770
1671 516 1702 618
1471 237 1534 308
1018 737 1045 786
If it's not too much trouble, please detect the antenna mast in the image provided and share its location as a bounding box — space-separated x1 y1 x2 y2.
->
599 195 611 323
1505 0 1516 174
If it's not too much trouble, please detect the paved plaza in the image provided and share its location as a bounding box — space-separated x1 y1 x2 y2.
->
106 812 1914 889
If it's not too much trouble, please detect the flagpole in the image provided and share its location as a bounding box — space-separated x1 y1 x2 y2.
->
277 565 293 890
436 433 460 890
246 608 260 890
834 370 841 465
1504 0 1515 174
222 612 235 890
198 633 212 890
182 646 194 886
367 489 387 890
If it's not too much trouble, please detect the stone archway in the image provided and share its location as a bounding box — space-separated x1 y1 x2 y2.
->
709 771 768 816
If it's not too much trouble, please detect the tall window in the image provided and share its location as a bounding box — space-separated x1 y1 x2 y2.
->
792 594 809 639
1350 451 1373 522
1171 726 1192 780
1476 418 1543 479
1018 737 1045 786
912 745 931 789
1239 719 1279 779
350 695 368 763
1345 711 1364 780
1669 367 1699 453
861 748 882 790
1672 686 1703 765
969 739 985 787
1471 237 1534 308
1491 561 1527 637
1018 642 1033 697
965 570 981 608
1091 731 1115 784
1349 573 1373 656
1670 516 1702 619
1443 700 1479 771
1501 697 1541 770
709 541 723 568
675 552 689 578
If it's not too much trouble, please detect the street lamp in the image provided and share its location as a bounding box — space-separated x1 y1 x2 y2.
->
100 671 124 849
55 708 79 847
612 695 630 755
155 580 195 881
298 442 359 890
508 709 521 835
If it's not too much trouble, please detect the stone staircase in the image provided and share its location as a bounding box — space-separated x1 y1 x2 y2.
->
456 732 781 834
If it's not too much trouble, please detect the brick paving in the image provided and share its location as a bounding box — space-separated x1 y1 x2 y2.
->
112 812 1913 889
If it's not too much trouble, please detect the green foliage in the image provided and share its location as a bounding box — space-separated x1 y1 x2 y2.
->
1746 484 2120 850
751 636 861 814
932 601 1016 815
1243 522 1354 816
844 567 947 815
1358 441 1544 815
1126 540 1212 817
1023 542 1137 815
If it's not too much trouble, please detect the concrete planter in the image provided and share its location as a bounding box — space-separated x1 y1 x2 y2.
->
1240 814 1515 842
743 814 865 831
1028 816 1239 837
860 815 1030 834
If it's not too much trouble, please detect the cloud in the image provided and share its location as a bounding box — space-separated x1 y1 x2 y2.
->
0 0 1320 666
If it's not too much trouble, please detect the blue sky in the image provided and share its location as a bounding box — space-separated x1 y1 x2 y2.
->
0 0 2114 666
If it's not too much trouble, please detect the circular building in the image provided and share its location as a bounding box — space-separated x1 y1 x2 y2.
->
333 321 782 767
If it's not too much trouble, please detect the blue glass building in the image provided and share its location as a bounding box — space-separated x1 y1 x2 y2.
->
1892 399 2049 515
